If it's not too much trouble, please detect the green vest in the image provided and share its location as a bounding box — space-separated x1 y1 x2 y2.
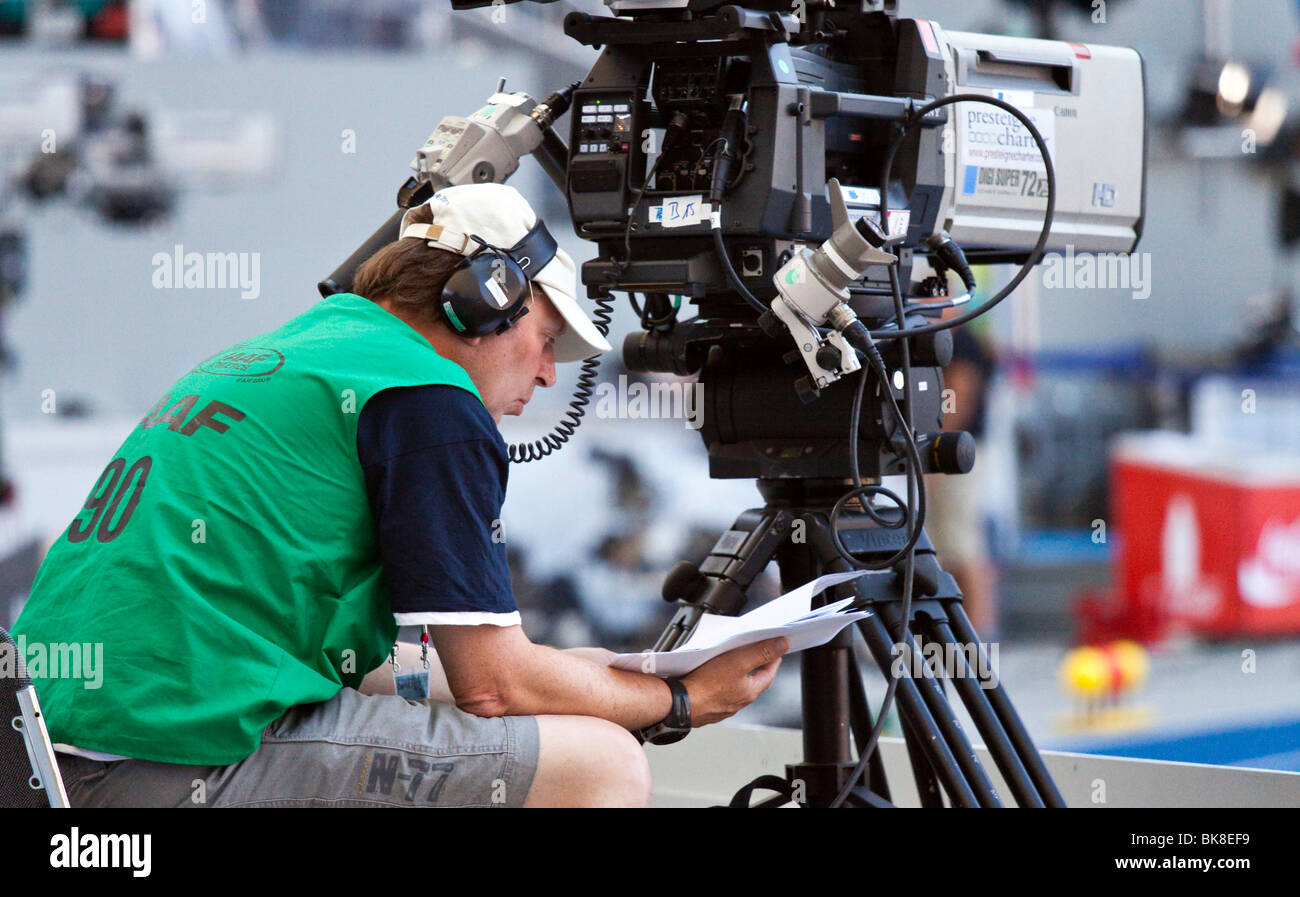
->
12 293 482 765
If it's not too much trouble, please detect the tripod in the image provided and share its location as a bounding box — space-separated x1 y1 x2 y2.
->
653 478 1066 808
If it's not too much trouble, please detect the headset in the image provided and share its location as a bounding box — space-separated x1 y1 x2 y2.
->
435 217 559 338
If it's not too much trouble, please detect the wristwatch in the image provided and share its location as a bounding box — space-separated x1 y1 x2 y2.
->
638 678 692 745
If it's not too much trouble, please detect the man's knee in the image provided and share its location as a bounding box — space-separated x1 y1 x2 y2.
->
527 715 652 807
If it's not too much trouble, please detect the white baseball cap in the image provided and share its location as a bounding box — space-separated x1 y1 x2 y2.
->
399 183 612 363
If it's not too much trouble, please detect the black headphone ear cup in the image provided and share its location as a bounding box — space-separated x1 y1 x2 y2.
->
441 252 529 337
440 262 484 335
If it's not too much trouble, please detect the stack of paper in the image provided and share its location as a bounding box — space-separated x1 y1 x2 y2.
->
610 570 873 678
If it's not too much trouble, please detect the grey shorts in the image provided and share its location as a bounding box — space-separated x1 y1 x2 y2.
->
55 688 540 808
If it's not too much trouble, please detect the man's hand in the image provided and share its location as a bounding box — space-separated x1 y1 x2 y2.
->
680 636 788 726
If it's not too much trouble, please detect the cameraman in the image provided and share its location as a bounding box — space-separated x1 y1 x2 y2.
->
14 183 786 807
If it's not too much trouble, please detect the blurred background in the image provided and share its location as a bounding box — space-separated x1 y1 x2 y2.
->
2 0 1300 775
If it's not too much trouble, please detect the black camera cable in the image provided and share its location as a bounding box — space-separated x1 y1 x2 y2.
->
829 264 924 808
709 97 769 317
828 92 1054 807
869 92 1056 342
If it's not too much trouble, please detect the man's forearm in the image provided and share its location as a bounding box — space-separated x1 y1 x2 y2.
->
360 642 617 704
432 624 786 731
361 636 668 729
490 643 673 731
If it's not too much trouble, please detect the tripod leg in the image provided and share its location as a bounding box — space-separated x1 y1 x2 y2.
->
856 614 980 808
898 711 945 807
927 617 1045 808
946 602 1067 807
776 537 862 805
801 635 852 769
842 787 897 808
847 648 892 804
892 625 1004 807
805 513 982 807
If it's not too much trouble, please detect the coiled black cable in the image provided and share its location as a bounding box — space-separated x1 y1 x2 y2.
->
507 289 615 463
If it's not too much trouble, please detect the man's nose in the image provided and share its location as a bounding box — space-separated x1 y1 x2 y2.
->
537 353 557 389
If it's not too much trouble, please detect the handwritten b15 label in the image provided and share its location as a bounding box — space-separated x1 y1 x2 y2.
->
650 195 707 228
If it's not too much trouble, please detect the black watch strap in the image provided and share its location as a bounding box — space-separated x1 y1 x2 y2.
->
638 677 692 746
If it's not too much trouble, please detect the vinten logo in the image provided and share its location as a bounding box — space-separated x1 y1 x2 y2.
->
49 828 151 878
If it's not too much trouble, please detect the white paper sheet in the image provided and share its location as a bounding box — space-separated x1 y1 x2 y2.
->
610 570 873 678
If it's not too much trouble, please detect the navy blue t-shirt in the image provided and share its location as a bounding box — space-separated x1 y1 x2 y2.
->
356 384 518 626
